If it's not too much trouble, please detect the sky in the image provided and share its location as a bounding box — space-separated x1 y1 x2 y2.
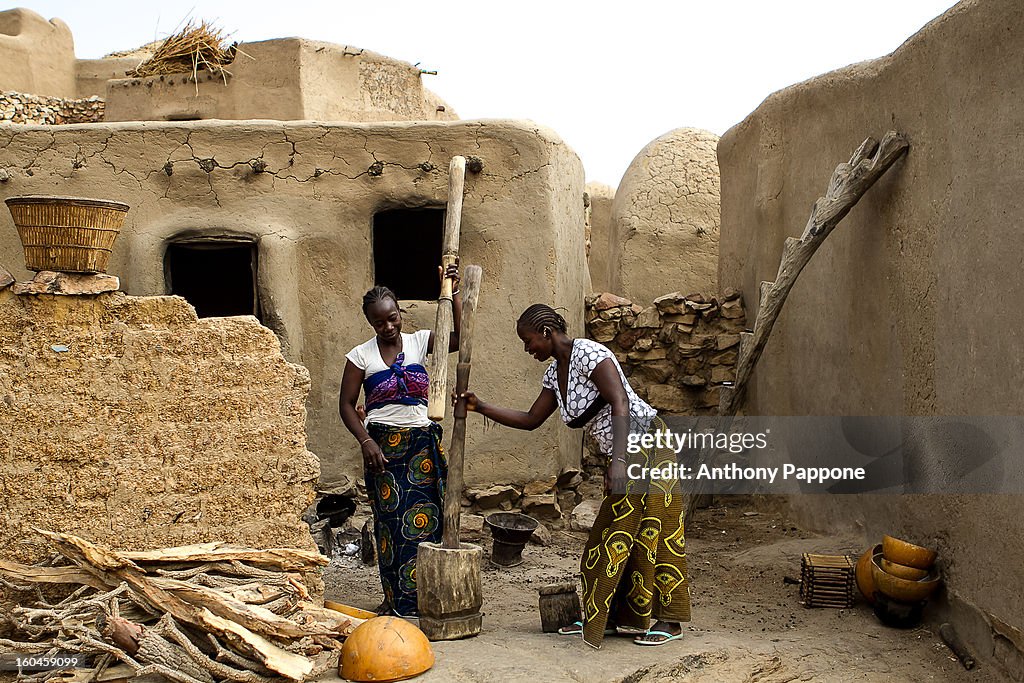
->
13 0 960 186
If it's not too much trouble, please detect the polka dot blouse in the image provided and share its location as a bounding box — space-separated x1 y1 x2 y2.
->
542 338 656 455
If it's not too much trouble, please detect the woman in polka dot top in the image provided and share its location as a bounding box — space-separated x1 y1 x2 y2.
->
458 304 691 649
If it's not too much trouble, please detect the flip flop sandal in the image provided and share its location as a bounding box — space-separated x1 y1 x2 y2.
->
633 629 684 646
557 621 617 636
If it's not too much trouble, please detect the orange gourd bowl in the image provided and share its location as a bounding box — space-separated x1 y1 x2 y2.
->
870 553 941 603
340 616 434 682
880 557 929 581
882 534 937 570
855 543 883 604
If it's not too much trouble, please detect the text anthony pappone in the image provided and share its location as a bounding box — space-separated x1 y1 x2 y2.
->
627 462 867 485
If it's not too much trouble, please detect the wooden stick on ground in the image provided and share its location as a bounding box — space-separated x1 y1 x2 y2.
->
119 543 327 571
443 265 483 549
427 155 467 422
0 559 108 590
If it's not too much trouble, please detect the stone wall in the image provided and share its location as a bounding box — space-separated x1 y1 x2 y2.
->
584 290 745 416
1 91 104 124
0 281 319 565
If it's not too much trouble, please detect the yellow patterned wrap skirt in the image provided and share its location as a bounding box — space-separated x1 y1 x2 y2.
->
580 416 691 648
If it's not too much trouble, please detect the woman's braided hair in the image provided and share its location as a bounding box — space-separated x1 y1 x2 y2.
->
517 304 567 336
362 285 399 318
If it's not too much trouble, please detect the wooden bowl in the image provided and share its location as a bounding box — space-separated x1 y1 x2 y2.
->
870 552 941 603
880 557 929 581
882 534 937 570
855 543 883 604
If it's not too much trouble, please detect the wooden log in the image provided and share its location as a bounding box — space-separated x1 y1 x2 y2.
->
136 630 215 683
442 265 482 549
118 543 327 571
720 131 908 416
0 559 108 590
97 615 144 656
33 531 314 681
215 582 290 607
360 519 375 566
416 541 483 641
147 577 343 638
427 155 467 421
195 610 313 681
940 622 976 670
696 132 908 523
290 600 364 637
538 583 580 633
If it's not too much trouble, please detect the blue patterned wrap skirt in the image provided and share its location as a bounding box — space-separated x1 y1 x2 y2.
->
365 421 447 616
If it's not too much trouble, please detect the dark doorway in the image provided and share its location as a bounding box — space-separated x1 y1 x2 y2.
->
373 208 444 300
165 240 261 320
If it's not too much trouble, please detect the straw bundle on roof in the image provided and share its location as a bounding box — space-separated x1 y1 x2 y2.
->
126 20 238 80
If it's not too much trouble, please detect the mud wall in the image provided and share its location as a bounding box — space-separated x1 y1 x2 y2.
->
0 119 587 489
104 40 457 123
0 287 318 564
718 0 1024 676
584 181 614 293
610 128 720 304
0 9 77 99
75 57 139 99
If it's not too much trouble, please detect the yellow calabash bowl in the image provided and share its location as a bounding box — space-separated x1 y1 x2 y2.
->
340 616 434 682
882 534 937 570
855 543 883 604
880 557 929 581
870 553 941 603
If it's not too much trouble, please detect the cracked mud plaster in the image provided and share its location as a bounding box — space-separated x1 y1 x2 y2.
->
0 120 560 196
611 127 721 304
0 119 587 489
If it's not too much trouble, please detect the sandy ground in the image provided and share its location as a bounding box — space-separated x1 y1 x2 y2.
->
323 498 998 683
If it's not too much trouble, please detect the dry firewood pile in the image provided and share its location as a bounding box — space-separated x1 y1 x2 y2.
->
0 531 361 682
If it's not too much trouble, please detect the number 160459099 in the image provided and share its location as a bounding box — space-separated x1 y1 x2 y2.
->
0 653 88 671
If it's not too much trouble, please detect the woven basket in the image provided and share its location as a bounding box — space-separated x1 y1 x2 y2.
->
5 195 130 274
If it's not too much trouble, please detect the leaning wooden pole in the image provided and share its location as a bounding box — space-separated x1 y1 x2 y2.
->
427 155 467 422
442 265 482 549
684 132 909 523
719 131 909 416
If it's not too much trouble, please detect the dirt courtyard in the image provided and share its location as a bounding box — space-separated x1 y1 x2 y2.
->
323 498 994 683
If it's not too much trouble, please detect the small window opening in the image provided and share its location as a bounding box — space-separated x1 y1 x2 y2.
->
373 208 444 300
165 240 261 321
